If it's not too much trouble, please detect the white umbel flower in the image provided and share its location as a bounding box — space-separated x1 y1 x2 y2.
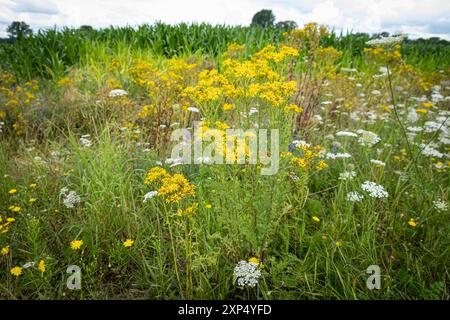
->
370 159 386 167
339 171 356 181
336 131 358 138
60 188 81 209
233 260 261 288
108 89 128 97
143 191 158 203
326 152 352 159
357 130 381 147
366 34 407 47
361 181 389 199
80 134 92 148
187 107 199 113
433 199 448 212
346 191 364 202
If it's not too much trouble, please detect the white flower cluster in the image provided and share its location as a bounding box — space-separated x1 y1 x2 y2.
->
420 144 444 158
336 131 358 138
370 159 386 167
108 89 128 97
326 152 352 159
433 199 448 212
233 261 261 288
366 34 407 47
339 171 356 181
361 181 389 199
187 106 199 113
60 188 81 208
80 134 92 148
143 191 158 203
292 140 310 148
407 126 423 133
357 130 381 147
347 191 364 202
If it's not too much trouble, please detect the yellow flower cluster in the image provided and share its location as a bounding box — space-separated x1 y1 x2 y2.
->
364 45 402 65
0 73 40 136
183 44 299 110
282 144 326 171
0 216 15 234
145 167 196 203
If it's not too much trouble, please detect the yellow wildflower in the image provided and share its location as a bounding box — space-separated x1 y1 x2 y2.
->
10 266 23 277
9 206 21 213
408 218 417 227
223 103 235 111
8 189 17 194
248 257 260 265
312 216 320 223
70 240 83 250
123 239 134 248
38 260 46 273
1 246 9 256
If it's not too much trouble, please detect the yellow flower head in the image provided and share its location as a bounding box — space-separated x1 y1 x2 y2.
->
223 103 235 111
29 198 37 203
123 239 134 248
10 266 23 277
29 183 37 188
312 216 320 223
205 204 212 209
1 246 9 256
8 206 21 213
38 260 46 273
9 189 17 194
408 218 417 227
248 257 260 265
70 240 83 250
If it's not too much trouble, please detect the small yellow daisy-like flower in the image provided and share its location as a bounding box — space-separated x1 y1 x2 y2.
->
38 260 46 273
8 206 21 213
316 160 328 170
408 218 417 227
335 241 343 247
1 246 9 256
415 108 427 114
30 183 37 188
10 266 23 277
248 257 259 265
223 103 235 111
205 204 212 209
8 189 17 194
312 216 320 223
29 198 37 203
123 239 134 248
70 240 83 250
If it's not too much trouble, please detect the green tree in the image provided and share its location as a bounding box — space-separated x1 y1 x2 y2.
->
7 21 32 40
275 20 298 31
251 9 275 28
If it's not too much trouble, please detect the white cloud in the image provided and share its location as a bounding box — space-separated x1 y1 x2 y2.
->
0 0 448 39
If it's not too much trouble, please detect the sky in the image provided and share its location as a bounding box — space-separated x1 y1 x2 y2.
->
0 0 449 39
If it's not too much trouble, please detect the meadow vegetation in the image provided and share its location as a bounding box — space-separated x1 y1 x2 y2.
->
0 22 449 299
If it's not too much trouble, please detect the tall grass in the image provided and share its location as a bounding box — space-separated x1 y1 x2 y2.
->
1 22 449 80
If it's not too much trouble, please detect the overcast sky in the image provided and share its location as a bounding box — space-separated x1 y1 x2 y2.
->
0 0 449 39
